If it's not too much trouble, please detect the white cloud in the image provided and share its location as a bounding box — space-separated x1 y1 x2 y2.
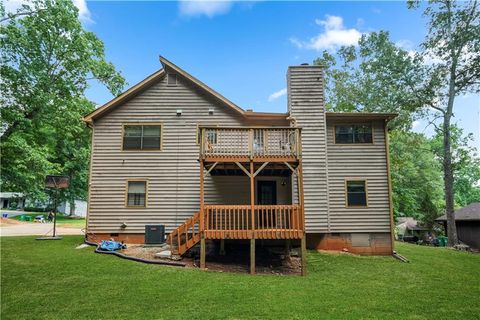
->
73 0 93 24
412 120 421 129
178 0 233 18
3 0 93 24
290 15 362 51
268 88 287 102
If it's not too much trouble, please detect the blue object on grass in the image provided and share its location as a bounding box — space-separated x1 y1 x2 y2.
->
100 240 126 251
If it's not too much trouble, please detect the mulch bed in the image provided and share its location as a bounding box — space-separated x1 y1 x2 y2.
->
118 242 302 275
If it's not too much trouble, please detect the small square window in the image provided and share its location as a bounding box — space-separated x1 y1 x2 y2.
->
126 181 147 207
167 73 177 85
346 180 367 207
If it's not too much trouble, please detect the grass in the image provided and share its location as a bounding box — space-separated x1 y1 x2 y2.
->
10 213 85 228
1 237 479 320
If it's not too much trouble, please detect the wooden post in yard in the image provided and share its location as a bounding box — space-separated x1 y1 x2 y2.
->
250 160 255 274
301 235 307 276
200 159 206 269
297 161 306 276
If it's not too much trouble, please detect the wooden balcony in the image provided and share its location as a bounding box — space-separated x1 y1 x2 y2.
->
199 127 301 162
204 204 304 240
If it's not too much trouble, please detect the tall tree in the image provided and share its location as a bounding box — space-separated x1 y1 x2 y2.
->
430 125 480 208
0 0 125 207
408 0 480 245
389 131 444 226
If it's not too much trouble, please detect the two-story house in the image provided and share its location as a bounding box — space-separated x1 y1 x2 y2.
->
83 57 396 274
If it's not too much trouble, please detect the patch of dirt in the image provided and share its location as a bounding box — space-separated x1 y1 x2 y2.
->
0 218 23 226
119 241 302 275
121 245 164 260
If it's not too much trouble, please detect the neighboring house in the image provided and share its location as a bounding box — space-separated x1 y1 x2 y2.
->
436 203 480 249
0 192 25 209
83 57 396 272
395 217 429 241
57 200 88 218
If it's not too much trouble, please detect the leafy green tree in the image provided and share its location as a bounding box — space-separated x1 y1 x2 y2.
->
315 32 429 130
430 126 480 208
0 0 125 209
407 0 480 245
389 131 444 227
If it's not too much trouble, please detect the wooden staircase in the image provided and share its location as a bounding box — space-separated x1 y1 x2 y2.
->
167 212 201 255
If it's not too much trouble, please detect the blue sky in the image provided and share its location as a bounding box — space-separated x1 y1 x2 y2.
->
80 0 479 147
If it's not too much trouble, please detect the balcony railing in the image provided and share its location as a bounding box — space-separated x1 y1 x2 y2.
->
203 204 304 240
199 127 301 159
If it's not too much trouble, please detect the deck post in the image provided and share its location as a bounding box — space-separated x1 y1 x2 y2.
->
200 236 206 269
250 161 255 274
250 238 255 274
200 159 206 269
200 159 205 231
301 235 307 276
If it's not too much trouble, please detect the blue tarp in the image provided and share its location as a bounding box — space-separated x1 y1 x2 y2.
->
99 240 126 251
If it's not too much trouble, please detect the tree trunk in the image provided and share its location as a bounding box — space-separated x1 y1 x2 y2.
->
69 199 76 216
442 115 458 246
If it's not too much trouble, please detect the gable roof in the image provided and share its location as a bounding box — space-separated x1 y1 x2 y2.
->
83 69 165 123
436 203 480 221
159 56 245 116
83 56 282 124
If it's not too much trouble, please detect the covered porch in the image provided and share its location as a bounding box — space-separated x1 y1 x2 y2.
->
168 127 306 275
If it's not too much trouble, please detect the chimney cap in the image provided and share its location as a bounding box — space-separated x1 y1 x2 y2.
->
301 63 309 66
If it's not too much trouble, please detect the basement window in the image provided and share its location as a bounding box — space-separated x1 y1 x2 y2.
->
123 125 161 150
126 180 147 207
346 180 368 207
335 124 373 144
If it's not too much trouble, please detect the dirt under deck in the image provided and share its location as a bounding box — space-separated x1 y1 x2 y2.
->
120 241 302 275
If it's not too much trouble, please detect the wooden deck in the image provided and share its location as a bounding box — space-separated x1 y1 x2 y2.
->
168 126 306 275
199 127 301 161
204 204 304 239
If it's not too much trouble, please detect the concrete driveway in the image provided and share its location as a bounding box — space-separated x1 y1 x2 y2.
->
0 220 83 237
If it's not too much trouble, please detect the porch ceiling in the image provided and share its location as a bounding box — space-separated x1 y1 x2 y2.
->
206 162 296 177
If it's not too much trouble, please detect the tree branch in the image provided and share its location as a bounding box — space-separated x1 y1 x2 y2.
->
0 9 46 23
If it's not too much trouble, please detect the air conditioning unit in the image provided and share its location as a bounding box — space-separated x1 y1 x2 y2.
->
145 225 165 244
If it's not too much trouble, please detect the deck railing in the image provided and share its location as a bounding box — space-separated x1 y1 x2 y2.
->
199 127 301 159
203 204 303 239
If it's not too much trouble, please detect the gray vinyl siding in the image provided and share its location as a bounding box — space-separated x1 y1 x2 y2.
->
88 69 247 234
88 68 291 234
326 120 391 232
206 176 292 205
287 66 329 232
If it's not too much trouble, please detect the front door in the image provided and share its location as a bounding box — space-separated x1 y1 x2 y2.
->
257 181 277 205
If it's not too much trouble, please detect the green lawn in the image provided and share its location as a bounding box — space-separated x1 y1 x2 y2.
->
10 213 85 228
1 237 479 319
